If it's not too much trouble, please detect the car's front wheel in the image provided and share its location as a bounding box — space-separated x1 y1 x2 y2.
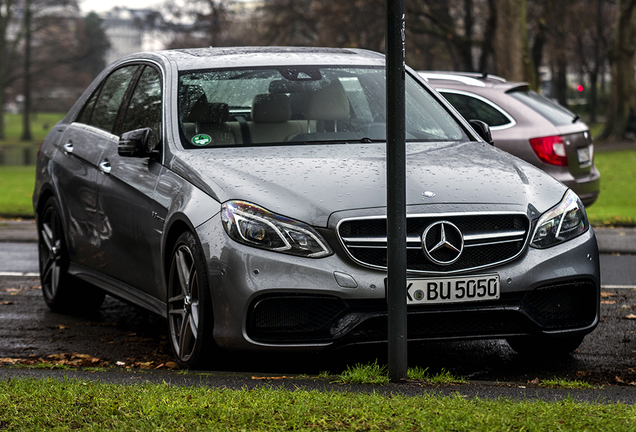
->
506 335 585 357
38 196 105 313
167 231 216 369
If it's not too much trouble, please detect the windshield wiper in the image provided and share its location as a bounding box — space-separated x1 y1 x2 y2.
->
289 138 385 145
356 137 384 143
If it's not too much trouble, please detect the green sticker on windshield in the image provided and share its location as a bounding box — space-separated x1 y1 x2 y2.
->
192 134 212 146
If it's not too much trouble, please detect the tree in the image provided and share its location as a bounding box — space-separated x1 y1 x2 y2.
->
313 0 386 51
550 0 568 106
408 0 484 72
20 0 31 140
492 0 532 82
260 0 317 46
20 0 86 139
407 0 532 77
569 0 613 123
259 0 386 51
1 0 83 140
75 12 110 79
1 0 111 141
0 0 21 140
163 0 233 47
600 0 636 140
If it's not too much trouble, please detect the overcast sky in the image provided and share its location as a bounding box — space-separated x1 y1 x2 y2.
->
79 0 159 14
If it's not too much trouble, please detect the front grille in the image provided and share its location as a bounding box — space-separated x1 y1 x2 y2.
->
338 213 530 274
520 279 597 329
346 310 529 342
247 295 349 342
246 280 598 344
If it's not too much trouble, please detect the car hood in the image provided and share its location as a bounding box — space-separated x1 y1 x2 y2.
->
171 141 566 227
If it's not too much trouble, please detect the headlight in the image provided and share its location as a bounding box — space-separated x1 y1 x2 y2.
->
221 200 332 258
531 189 589 249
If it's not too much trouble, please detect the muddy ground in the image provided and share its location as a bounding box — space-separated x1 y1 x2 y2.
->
1 276 634 386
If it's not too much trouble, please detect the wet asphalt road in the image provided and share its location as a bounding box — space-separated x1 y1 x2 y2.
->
0 242 38 275
0 244 634 388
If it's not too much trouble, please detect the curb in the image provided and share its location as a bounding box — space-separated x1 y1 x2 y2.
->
594 227 636 255
0 220 37 243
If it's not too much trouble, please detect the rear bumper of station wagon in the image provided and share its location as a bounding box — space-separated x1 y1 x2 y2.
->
559 169 601 208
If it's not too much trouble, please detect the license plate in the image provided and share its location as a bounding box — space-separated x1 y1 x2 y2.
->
406 274 500 305
577 147 591 165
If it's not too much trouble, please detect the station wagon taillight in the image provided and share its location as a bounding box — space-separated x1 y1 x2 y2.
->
529 135 568 166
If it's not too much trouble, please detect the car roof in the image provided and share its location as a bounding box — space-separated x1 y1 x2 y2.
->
419 71 528 93
126 47 387 71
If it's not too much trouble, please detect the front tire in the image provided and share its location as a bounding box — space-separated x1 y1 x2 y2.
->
167 231 216 369
37 196 105 313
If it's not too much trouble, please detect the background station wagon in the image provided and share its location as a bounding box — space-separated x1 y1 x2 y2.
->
420 72 601 207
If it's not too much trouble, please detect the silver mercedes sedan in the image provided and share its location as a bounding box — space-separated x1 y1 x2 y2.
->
33 47 600 368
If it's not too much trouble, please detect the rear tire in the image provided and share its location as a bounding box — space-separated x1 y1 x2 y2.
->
506 335 585 357
167 231 216 369
37 196 105 314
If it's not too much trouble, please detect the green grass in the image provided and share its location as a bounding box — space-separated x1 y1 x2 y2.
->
407 366 467 384
0 112 64 147
336 360 390 385
0 166 35 217
585 149 636 226
335 362 466 385
539 378 597 390
0 378 634 431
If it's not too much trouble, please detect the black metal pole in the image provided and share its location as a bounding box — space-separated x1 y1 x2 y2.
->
386 0 408 382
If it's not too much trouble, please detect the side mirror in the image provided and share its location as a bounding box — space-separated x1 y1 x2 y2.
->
469 119 494 146
118 128 158 157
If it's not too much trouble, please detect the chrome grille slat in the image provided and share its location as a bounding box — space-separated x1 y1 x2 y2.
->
464 238 526 248
463 229 527 241
337 213 530 274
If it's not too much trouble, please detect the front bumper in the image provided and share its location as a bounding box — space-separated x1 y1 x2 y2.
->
195 216 600 352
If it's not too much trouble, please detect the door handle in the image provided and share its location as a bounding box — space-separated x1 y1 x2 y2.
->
99 159 111 174
63 141 74 154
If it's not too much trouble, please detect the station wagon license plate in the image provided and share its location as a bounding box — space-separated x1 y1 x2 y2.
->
406 274 500 305
577 147 591 165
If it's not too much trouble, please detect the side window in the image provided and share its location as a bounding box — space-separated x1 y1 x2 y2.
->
441 92 512 128
89 66 138 133
77 89 99 125
121 66 162 147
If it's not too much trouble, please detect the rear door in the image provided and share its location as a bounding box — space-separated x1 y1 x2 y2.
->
50 123 107 264
51 66 139 266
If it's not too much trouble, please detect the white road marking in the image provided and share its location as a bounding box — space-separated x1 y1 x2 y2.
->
601 285 636 290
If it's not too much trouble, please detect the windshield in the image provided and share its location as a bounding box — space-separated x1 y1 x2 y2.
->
178 67 468 148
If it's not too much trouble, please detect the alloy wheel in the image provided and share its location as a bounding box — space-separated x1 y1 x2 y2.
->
168 244 201 363
39 204 63 301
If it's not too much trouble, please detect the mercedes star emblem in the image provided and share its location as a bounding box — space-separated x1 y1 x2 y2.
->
421 221 464 265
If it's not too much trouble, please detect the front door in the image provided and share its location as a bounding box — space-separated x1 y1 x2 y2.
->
94 65 166 298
